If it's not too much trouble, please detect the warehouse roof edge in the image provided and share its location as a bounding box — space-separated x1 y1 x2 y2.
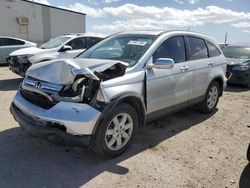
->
21 0 86 16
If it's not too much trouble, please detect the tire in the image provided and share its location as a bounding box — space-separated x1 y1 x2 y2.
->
93 103 138 158
247 143 250 162
247 76 250 88
198 81 221 114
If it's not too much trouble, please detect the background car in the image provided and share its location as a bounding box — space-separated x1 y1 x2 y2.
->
0 36 36 64
222 45 250 88
8 33 104 76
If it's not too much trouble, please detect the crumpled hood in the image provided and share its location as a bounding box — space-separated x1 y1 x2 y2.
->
226 58 250 66
9 47 46 56
26 58 128 85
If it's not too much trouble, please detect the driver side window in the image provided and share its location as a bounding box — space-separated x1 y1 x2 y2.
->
66 37 87 50
153 36 186 63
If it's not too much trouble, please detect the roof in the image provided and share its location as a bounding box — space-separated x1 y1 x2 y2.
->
117 30 212 38
224 44 250 47
0 36 35 43
22 0 86 16
63 33 107 38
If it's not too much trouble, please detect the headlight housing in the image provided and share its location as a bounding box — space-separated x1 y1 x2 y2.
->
232 64 249 71
17 55 33 64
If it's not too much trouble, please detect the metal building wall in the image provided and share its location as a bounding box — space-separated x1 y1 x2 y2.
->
0 0 44 43
50 8 86 38
0 0 86 43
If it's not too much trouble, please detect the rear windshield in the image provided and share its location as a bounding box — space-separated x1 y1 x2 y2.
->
78 34 157 67
222 46 250 59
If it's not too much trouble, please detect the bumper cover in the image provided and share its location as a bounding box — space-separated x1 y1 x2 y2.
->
7 57 30 77
227 71 249 85
10 103 92 147
13 90 101 135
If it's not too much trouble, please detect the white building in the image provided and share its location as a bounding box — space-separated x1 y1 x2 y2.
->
0 0 86 43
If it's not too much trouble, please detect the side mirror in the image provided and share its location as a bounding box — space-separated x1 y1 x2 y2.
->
147 58 174 70
61 45 72 52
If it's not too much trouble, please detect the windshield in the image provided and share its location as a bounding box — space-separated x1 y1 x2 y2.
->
78 34 157 67
40 36 70 49
222 46 250 59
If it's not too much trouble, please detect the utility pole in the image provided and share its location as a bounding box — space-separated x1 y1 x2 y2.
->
224 32 228 44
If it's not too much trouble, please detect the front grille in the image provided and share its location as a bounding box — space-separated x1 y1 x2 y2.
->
9 56 19 67
20 88 56 109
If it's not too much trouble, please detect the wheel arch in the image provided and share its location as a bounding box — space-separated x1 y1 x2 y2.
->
211 76 224 96
92 92 146 139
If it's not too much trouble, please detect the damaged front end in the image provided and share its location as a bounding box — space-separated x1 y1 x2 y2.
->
21 59 128 110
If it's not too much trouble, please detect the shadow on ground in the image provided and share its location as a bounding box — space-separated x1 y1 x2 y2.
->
225 85 249 92
0 108 217 187
0 78 22 91
239 163 250 188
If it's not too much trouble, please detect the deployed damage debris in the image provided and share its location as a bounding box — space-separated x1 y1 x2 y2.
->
22 59 128 109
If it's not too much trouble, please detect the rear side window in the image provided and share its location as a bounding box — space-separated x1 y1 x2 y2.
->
153 36 186 63
206 41 221 57
0 38 25 46
186 36 208 60
67 37 87 50
87 37 102 48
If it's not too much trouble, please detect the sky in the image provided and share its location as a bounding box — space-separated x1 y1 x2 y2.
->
32 0 250 43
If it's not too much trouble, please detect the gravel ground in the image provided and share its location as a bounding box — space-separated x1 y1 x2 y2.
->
0 65 249 188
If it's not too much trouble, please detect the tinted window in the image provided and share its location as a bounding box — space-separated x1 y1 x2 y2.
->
186 36 208 60
0 38 25 46
153 36 186 63
87 37 102 48
67 37 87 50
206 41 221 57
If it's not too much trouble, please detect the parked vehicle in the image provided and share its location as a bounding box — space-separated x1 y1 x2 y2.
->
222 45 250 88
8 33 104 76
10 30 227 158
0 36 36 64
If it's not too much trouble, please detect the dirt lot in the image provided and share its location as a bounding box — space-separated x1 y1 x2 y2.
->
0 65 249 188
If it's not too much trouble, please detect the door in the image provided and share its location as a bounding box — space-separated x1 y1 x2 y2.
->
184 36 211 98
146 36 192 115
58 37 87 59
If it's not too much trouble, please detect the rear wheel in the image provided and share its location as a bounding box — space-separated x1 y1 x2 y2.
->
93 103 138 158
247 143 250 161
199 81 220 113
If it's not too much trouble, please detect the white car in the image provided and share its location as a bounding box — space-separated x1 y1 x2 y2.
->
8 33 104 76
0 36 36 64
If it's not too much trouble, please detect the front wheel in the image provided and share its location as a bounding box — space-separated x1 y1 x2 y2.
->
198 81 221 114
247 143 250 161
93 103 138 158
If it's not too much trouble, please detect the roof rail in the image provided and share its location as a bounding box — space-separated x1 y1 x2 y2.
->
63 33 86 36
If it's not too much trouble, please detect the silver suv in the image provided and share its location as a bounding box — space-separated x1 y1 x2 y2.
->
10 30 227 157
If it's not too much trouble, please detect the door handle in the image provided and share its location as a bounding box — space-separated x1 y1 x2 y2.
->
180 66 189 72
208 61 214 66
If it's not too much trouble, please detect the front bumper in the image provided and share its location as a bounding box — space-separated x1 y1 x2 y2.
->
7 57 31 77
12 90 101 138
227 71 249 85
10 103 92 147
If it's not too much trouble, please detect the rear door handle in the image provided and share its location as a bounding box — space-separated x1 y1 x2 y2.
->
208 61 214 66
180 66 189 72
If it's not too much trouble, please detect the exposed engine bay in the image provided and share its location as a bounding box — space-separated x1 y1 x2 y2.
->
21 60 128 109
